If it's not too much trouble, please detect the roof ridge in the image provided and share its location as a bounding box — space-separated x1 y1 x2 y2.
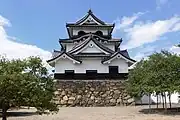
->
120 49 127 52
47 51 82 64
74 10 106 25
101 51 136 65
92 39 114 54
68 36 91 53
68 36 114 54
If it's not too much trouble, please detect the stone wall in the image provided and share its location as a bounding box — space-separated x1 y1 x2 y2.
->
54 80 134 107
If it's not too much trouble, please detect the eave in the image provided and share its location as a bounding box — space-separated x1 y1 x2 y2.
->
93 39 114 54
66 24 114 27
47 51 82 66
67 34 114 54
75 9 106 25
59 33 122 43
109 23 115 34
75 53 109 57
101 50 136 66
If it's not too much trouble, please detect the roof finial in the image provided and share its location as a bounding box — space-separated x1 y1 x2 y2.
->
88 9 92 14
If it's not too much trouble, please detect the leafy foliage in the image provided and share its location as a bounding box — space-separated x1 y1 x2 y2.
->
126 51 180 109
0 56 58 120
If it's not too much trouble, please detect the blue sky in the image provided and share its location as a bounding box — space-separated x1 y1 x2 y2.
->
0 0 180 61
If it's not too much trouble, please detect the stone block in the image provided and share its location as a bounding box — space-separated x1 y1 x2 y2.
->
55 80 130 107
63 96 68 101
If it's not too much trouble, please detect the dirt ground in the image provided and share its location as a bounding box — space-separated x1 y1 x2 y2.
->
4 105 180 120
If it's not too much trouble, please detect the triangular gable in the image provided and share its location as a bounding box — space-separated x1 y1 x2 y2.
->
68 37 91 54
102 52 136 66
80 15 101 25
74 40 110 54
47 52 82 66
68 36 114 54
76 9 105 25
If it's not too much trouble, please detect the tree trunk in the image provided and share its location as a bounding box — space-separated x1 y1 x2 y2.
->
161 92 164 109
2 102 7 120
164 92 167 112
1 100 10 120
2 108 7 120
148 93 151 113
168 92 172 109
156 93 159 109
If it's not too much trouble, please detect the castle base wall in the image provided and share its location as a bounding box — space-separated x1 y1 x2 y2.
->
54 80 134 107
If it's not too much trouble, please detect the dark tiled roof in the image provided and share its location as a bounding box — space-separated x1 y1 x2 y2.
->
93 39 114 54
68 36 91 53
75 9 106 25
75 53 109 57
120 50 130 58
68 34 114 54
101 50 136 65
65 10 115 39
66 24 114 27
59 33 122 43
47 51 82 64
52 50 61 58
66 10 115 27
77 53 106 55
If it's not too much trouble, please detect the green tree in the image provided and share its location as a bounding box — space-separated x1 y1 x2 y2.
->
126 61 146 100
0 56 58 120
126 51 180 111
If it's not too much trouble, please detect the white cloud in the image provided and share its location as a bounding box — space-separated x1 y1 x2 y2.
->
133 45 156 61
133 53 146 61
133 45 180 62
114 12 145 32
114 12 180 60
0 15 52 68
156 0 169 10
171 23 180 32
170 46 180 54
0 15 11 26
117 15 180 50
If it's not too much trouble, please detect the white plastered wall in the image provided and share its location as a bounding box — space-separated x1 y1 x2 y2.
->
66 43 74 52
55 57 128 73
136 92 179 104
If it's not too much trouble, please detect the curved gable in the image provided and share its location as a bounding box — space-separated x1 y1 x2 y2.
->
74 40 110 54
47 52 82 66
76 9 105 25
68 35 114 54
102 51 136 66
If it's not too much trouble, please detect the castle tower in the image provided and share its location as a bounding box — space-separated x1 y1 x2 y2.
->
47 10 136 79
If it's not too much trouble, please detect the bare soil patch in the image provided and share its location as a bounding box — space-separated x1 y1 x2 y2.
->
2 106 180 120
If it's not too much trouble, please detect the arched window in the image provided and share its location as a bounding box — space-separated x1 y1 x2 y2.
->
95 31 103 36
78 31 86 36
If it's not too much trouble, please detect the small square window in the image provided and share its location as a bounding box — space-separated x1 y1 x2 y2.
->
65 70 74 74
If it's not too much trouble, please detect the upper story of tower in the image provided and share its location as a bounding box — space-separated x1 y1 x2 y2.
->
47 10 136 70
66 9 115 39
